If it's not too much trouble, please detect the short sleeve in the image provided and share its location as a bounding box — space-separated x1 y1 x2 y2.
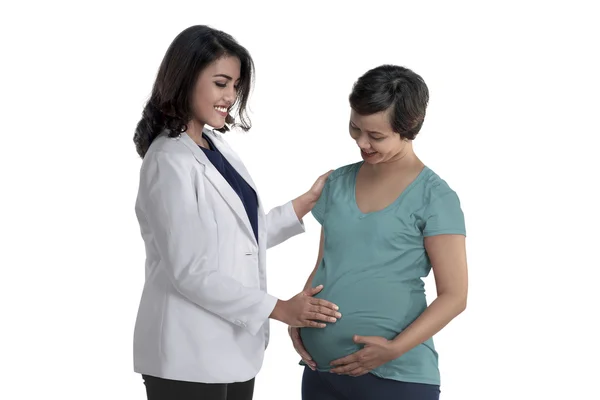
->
311 175 331 225
423 190 466 237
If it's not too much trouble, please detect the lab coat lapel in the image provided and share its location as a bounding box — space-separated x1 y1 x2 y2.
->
179 131 257 245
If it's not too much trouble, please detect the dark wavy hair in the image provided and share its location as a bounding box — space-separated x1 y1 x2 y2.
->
133 25 255 158
349 65 429 140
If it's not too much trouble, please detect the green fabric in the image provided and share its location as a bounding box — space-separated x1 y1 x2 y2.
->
300 162 466 385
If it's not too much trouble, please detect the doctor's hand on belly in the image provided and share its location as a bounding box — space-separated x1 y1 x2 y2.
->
270 284 341 329
286 286 344 371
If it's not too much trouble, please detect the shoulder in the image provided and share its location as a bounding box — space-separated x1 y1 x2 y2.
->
418 167 466 234
145 132 198 163
146 133 195 158
422 169 454 196
419 167 461 204
326 162 361 185
141 133 198 177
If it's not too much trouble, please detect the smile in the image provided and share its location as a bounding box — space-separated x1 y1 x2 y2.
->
361 149 377 159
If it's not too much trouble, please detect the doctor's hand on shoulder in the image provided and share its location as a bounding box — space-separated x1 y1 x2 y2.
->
306 170 333 202
270 284 341 328
291 170 333 220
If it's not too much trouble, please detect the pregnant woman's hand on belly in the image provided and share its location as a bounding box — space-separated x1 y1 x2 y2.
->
271 284 341 328
329 335 395 376
288 326 317 370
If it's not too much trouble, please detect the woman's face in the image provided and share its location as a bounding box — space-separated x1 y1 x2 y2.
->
191 55 241 129
349 109 408 164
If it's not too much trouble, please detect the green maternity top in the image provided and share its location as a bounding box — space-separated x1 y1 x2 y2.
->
300 162 466 385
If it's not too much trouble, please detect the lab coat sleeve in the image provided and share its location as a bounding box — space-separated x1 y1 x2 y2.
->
142 151 277 336
265 201 306 249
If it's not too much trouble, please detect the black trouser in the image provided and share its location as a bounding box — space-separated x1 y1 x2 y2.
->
302 367 440 400
142 375 255 400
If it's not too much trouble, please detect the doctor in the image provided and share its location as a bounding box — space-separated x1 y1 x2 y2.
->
132 25 340 400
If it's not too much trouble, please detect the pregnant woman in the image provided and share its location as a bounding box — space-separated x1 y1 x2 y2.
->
289 64 468 400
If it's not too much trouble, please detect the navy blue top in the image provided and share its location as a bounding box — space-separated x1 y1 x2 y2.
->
200 133 259 244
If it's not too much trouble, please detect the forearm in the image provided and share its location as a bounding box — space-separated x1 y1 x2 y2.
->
292 192 317 221
270 299 288 323
390 293 466 358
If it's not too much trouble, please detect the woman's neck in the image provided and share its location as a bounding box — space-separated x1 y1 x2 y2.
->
186 119 207 147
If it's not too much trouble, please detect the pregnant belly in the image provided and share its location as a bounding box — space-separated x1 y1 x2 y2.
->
300 286 415 370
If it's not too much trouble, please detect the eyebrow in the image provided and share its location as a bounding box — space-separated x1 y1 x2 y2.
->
213 74 232 80
351 121 384 136
213 74 242 83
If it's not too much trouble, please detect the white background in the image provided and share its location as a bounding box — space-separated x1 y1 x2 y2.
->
1 1 599 399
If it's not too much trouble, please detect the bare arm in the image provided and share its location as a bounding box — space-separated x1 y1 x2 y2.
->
389 234 468 357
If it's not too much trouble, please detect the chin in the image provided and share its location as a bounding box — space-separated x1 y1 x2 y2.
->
208 118 227 130
361 152 383 164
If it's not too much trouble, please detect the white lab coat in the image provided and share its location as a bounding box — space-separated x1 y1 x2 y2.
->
133 129 304 383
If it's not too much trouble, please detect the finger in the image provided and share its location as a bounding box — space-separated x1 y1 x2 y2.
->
330 354 357 367
291 333 317 364
348 367 367 377
312 298 339 311
311 305 342 319
307 312 338 323
331 362 361 374
304 359 317 370
305 285 324 296
294 345 314 362
293 341 313 362
321 170 334 179
316 170 333 184
298 349 314 362
302 320 326 328
353 335 374 344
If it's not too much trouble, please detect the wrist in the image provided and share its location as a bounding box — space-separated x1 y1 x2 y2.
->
302 189 319 205
389 338 407 359
270 299 288 323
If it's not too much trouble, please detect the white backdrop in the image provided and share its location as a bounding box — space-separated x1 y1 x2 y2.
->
1 1 599 399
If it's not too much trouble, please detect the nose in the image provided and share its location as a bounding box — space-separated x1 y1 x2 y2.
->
223 85 236 105
356 134 370 150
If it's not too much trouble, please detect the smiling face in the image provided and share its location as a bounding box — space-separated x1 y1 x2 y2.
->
190 55 241 129
349 109 409 164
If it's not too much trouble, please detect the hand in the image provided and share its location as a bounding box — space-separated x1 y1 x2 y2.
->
271 285 341 328
329 335 396 376
305 170 333 203
289 327 317 371
292 170 334 220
